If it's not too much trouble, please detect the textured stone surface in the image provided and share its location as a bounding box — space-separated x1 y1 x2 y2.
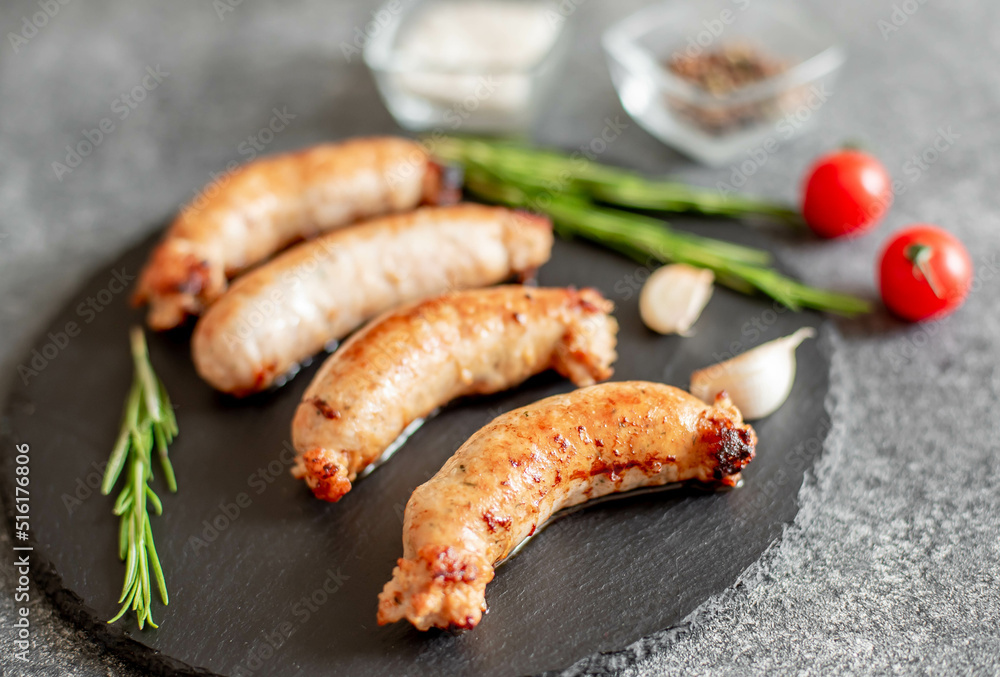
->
1 0 998 675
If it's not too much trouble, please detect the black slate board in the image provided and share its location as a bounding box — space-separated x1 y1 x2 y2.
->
0 228 831 676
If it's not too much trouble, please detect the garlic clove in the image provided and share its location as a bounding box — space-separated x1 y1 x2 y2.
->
639 264 715 336
690 327 816 420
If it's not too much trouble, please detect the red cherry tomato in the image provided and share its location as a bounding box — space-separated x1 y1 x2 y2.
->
879 225 973 322
801 149 893 238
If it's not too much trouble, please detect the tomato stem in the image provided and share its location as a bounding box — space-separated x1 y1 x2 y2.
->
905 243 944 299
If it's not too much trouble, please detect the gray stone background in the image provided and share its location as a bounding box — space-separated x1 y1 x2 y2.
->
1 0 998 675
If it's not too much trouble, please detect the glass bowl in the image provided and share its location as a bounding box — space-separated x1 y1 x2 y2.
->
602 0 846 166
363 0 571 135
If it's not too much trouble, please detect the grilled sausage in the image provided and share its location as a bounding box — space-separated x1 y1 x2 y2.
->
134 137 457 330
192 204 554 395
291 286 619 502
377 382 757 631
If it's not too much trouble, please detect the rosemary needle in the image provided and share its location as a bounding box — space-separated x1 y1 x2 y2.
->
101 327 178 629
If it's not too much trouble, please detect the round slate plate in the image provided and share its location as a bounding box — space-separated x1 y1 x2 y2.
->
0 227 831 676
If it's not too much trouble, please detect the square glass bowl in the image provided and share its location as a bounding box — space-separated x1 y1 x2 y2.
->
364 0 571 134
602 0 845 166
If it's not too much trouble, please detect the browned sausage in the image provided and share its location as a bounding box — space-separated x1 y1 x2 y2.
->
134 137 456 330
192 204 554 395
377 382 757 631
291 286 619 502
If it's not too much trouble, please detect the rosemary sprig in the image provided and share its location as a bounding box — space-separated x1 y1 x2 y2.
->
429 135 803 226
101 327 178 629
464 165 771 267
460 165 871 316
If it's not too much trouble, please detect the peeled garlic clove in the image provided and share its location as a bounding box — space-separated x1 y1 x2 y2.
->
690 327 816 420
640 264 715 336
